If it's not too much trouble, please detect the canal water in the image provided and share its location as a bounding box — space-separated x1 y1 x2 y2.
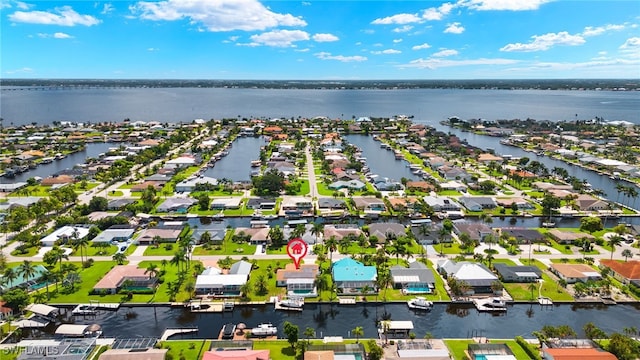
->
0 142 122 184
204 136 265 182
64 303 640 340
345 135 419 182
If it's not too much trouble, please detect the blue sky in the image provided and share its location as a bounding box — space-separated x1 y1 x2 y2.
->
2 0 639 79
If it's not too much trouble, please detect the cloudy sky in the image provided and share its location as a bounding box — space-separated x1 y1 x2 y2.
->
2 0 639 79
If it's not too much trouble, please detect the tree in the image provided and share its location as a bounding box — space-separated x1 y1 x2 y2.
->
88 196 108 212
252 169 285 196
268 226 285 247
607 333 640 360
1 267 19 291
144 263 159 279
197 193 210 211
324 236 338 265
367 340 384 360
583 322 607 340
580 216 603 234
310 222 324 244
283 321 299 349
541 193 561 219
621 249 633 261
303 327 315 345
606 235 623 260
1 288 29 313
112 252 127 265
18 260 37 284
528 282 537 300
352 326 364 343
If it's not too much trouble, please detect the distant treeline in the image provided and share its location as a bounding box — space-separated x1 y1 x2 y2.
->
1 78 638 90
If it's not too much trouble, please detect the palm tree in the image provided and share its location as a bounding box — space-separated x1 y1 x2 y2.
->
528 282 537 301
324 236 338 265
18 260 37 284
32 292 46 304
607 235 623 260
112 252 127 265
145 263 159 279
621 249 633 262
73 234 90 264
352 326 364 343
303 327 315 345
310 222 324 244
1 267 18 291
40 271 56 300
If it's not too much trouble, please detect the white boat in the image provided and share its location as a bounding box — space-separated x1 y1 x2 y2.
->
250 323 278 336
407 297 433 311
279 298 304 308
473 297 507 312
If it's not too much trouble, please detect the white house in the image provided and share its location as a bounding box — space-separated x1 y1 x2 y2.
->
40 226 90 247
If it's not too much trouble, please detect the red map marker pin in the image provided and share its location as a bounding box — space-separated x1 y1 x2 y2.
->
286 237 308 269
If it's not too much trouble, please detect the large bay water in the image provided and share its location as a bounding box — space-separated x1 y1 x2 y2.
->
1 87 638 126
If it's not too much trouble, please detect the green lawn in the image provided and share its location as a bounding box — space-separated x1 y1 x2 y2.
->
75 244 118 257
192 241 256 256
445 339 535 360
45 261 121 303
144 243 181 256
159 340 211 360
437 190 462 196
253 340 297 360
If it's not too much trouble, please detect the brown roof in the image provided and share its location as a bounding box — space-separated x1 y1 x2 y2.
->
94 265 149 290
600 260 640 280
551 264 600 278
547 230 595 241
41 175 74 185
202 349 270 360
323 226 363 241
406 181 434 191
305 351 335 360
276 263 319 282
138 139 160 146
543 348 617 360
99 348 167 360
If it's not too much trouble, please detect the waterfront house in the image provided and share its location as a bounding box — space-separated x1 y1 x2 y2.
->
175 176 218 193
40 225 90 247
166 154 199 169
547 229 595 244
550 264 602 284
599 260 640 287
332 258 377 294
500 228 545 244
0 302 13 320
246 197 277 210
328 179 366 191
353 197 386 213
374 178 404 192
368 222 406 242
423 195 461 212
135 226 182 245
210 197 243 210
281 197 313 213
233 227 270 245
542 346 617 360
93 265 157 294
437 260 498 295
284 223 317 244
378 320 414 340
452 222 493 242
276 263 319 297
156 197 196 213
496 197 535 210
458 196 497 211
192 226 226 245
323 224 363 241
467 343 516 360
91 226 135 243
390 261 436 294
317 198 346 211
493 264 542 283
54 324 102 338
194 260 252 297
41 174 75 186
438 166 470 181
574 194 609 212
406 181 435 192
0 182 28 193
477 153 504 163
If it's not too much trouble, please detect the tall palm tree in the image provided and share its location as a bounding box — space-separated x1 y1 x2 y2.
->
73 235 90 264
18 260 37 284
310 222 324 244
607 236 623 260
324 236 338 265
1 267 19 291
352 326 364 343
112 252 127 265
144 263 159 279
40 271 56 300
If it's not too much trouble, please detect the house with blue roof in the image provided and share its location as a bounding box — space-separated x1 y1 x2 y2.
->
331 258 377 295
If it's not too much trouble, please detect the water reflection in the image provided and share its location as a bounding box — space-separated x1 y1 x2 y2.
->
204 136 264 182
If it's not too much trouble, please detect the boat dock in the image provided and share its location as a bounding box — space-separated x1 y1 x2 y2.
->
472 298 507 312
160 327 198 341
189 301 235 313
538 297 553 306
71 302 120 315
338 297 357 305
274 302 303 311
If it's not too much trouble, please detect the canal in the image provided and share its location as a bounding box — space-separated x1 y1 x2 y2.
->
204 136 265 182
345 135 419 182
0 142 123 184
59 302 640 340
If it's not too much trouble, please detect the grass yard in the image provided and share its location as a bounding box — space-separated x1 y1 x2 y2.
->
192 241 256 256
144 244 181 256
160 340 211 360
445 339 534 360
252 340 297 360
45 261 121 304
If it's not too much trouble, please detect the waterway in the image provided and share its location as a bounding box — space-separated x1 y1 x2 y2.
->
0 142 121 184
60 303 640 341
203 136 265 182
345 135 419 182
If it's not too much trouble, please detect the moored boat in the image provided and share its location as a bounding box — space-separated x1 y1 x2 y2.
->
407 297 433 311
250 323 278 337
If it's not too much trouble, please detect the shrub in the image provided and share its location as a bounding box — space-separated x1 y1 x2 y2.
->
515 336 541 360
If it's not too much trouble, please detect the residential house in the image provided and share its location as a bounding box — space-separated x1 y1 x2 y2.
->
233 227 270 245
166 154 199 169
284 224 317 245
542 346 617 360
192 226 226 245
468 344 516 360
276 263 319 297
91 226 135 243
547 229 595 244
194 260 252 297
453 222 493 242
423 195 461 212
500 228 545 244
368 222 406 242
156 197 196 213
175 176 218 193
107 198 136 210
406 181 435 192
317 198 346 211
99 349 168 360
496 197 535 210
245 197 277 210
40 225 90 247
493 264 542 282
374 178 403 191
437 260 499 295
438 166 470 181
93 265 157 294
599 260 640 287
210 197 243 210
458 196 497 211
323 224 364 241
130 181 163 192
353 197 386 213
328 180 366 191
332 258 377 295
0 265 48 292
477 153 504 163
439 181 468 192
202 350 270 360
550 264 602 284
575 194 610 212
41 174 75 186
390 262 436 294
0 302 13 320
135 226 182 245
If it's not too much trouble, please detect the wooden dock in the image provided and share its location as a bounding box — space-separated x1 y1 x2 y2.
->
274 302 303 311
339 297 357 305
472 298 507 312
72 302 120 315
538 297 553 306
189 301 235 313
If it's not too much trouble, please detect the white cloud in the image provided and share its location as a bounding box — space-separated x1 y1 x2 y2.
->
401 57 519 69
423 2 454 20
131 0 306 32
248 29 309 47
295 48 310 52
147 47 159 51
37 32 74 39
582 24 625 37
459 0 552 11
433 49 458 57
500 31 585 52
315 52 367 62
101 3 114 15
371 49 402 55
444 22 465 34
619 37 640 49
412 43 432 50
312 33 339 42
393 38 403 43
393 25 413 33
16 2 31 10
598 51 607 56
302 1 311 5
9 6 100 26
371 13 422 25
5 67 34 74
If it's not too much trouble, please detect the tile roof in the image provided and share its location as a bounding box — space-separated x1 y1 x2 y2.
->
600 260 640 280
